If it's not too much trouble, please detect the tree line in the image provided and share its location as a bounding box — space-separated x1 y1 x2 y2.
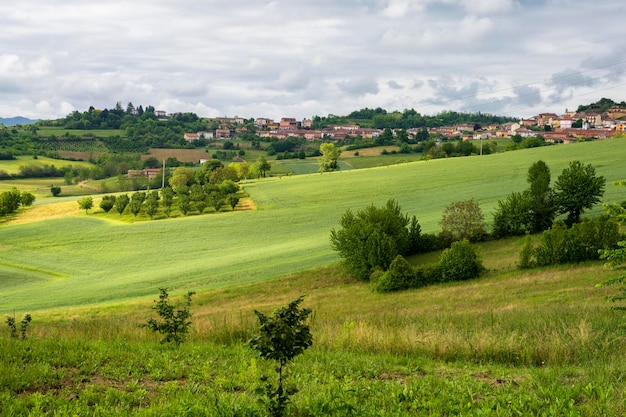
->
330 159 622 293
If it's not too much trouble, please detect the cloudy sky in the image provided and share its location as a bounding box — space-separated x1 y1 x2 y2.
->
1 0 625 121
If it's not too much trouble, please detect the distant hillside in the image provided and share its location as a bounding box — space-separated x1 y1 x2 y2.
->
576 98 626 114
0 116 38 126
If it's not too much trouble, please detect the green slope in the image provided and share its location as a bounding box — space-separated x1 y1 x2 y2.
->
1 139 625 312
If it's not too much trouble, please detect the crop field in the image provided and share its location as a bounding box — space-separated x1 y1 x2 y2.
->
36 128 124 137
0 139 625 314
145 148 210 163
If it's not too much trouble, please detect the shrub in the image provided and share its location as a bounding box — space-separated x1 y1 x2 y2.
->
492 191 532 238
249 296 313 417
532 216 621 266
374 255 415 293
50 185 61 197
439 240 485 282
413 263 444 287
141 288 195 346
6 313 31 339
99 195 116 213
519 235 535 269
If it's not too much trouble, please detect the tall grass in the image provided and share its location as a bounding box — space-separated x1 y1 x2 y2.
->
2 246 626 415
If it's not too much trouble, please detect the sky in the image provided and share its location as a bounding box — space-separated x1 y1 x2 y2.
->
1 0 625 121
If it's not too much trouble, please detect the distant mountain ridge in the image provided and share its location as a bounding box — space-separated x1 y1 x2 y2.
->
0 116 38 126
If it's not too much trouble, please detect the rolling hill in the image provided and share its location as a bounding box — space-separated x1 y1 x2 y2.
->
0 139 625 313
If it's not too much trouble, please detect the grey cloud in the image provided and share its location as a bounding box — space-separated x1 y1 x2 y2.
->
512 85 542 107
337 79 379 97
0 0 625 119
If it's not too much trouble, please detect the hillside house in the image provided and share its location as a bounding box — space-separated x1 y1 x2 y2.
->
215 129 231 139
559 117 573 129
127 168 162 180
536 113 559 127
279 118 300 130
183 133 200 142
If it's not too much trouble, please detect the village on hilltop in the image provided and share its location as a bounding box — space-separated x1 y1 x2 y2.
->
173 105 626 145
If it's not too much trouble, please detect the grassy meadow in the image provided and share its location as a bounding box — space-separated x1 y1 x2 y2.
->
2 138 626 414
0 155 94 176
1 246 626 415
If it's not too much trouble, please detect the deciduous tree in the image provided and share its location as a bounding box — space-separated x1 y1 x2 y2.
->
527 160 556 232
77 197 93 214
318 142 340 172
330 199 421 280
554 160 605 226
440 198 486 242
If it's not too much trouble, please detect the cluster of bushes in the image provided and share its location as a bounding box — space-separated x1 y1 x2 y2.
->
520 216 623 268
373 240 484 292
330 199 487 293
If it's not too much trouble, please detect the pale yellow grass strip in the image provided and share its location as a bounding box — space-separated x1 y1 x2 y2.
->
8 201 79 225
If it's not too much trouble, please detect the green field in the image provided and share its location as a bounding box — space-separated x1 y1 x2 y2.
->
0 155 94 175
1 139 625 313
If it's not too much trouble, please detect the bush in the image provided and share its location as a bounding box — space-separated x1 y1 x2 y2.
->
141 288 195 346
439 240 485 282
492 191 532 238
374 255 415 293
531 216 621 266
249 296 313 417
412 263 443 288
519 235 535 269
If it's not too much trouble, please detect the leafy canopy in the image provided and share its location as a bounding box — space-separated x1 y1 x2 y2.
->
330 199 420 280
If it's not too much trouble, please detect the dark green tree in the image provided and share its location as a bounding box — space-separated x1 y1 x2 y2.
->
527 160 556 232
492 191 532 238
50 185 61 197
99 195 116 213
227 195 239 210
554 160 605 226
115 194 130 215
